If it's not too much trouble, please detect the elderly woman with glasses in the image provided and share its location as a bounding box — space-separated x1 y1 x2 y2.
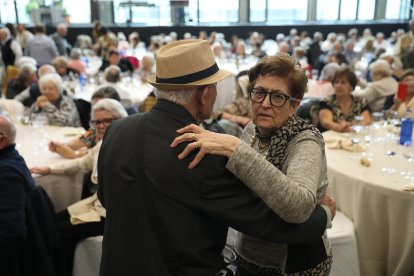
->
30 99 127 274
171 53 335 275
48 86 122 159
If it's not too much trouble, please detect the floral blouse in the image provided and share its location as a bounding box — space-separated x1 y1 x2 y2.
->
319 95 371 131
80 128 99 148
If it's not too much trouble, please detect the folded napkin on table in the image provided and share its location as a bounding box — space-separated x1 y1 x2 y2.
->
325 138 365 152
386 125 400 135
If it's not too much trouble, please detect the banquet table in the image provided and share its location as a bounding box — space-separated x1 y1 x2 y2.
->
213 58 258 113
323 129 414 276
16 123 85 212
70 77 154 108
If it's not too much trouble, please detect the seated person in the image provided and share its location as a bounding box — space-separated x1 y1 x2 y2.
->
30 99 128 275
25 73 81 127
67 48 86 75
389 69 414 118
353 59 399 112
307 62 339 98
14 64 56 107
97 65 132 107
52 56 79 80
6 64 37 99
99 49 133 74
137 53 155 83
211 74 251 135
319 67 372 132
49 86 122 159
0 115 35 275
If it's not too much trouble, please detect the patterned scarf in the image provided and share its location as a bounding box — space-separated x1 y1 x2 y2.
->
256 115 324 170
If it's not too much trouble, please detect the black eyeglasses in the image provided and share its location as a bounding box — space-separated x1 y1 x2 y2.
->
249 88 298 107
90 118 115 127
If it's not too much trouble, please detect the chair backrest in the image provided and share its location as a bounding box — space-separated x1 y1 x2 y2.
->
1 66 20 94
296 97 322 128
19 185 68 276
73 99 92 130
382 94 395 110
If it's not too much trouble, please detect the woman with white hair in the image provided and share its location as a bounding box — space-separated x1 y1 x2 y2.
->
26 72 81 127
30 98 128 274
353 59 398 112
137 53 155 83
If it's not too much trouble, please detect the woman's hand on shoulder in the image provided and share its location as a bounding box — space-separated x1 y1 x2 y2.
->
170 123 241 169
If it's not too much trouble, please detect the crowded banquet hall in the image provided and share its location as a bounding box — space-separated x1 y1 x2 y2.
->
0 0 414 275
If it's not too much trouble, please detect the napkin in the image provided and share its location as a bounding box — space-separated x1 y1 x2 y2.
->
325 138 365 152
402 183 414 192
386 125 400 135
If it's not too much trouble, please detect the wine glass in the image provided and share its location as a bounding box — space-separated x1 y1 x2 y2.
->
401 141 414 179
350 119 364 159
382 136 399 173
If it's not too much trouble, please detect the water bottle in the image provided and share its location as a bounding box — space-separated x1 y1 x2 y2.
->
79 73 87 92
400 109 413 145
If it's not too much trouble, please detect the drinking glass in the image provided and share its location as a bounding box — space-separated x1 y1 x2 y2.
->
401 141 414 179
382 136 399 173
31 113 48 129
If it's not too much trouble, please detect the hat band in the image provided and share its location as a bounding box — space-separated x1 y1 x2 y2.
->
156 63 219 84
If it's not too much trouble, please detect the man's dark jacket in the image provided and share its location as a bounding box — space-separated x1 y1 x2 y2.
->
0 144 34 245
98 99 327 276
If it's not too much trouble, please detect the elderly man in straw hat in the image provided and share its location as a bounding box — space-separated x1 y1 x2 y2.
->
98 39 332 276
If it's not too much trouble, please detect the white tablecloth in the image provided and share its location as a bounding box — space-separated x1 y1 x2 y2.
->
16 124 84 212
213 58 258 113
71 78 154 108
323 130 414 276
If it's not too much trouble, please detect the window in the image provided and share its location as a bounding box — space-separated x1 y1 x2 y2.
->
386 0 412 19
267 1 307 21
63 0 91 24
0 0 90 24
113 0 169 25
1 1 19 23
340 0 357 20
317 0 339 20
249 0 266 22
189 0 239 23
357 0 375 20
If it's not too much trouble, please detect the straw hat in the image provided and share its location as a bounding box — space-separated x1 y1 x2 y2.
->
147 39 232 90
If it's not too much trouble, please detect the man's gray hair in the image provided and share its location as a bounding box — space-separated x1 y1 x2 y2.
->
70 48 82 60
104 65 121 83
0 115 16 145
92 98 128 119
156 89 197 105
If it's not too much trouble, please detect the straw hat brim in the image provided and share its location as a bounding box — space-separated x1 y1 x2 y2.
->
147 68 233 91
